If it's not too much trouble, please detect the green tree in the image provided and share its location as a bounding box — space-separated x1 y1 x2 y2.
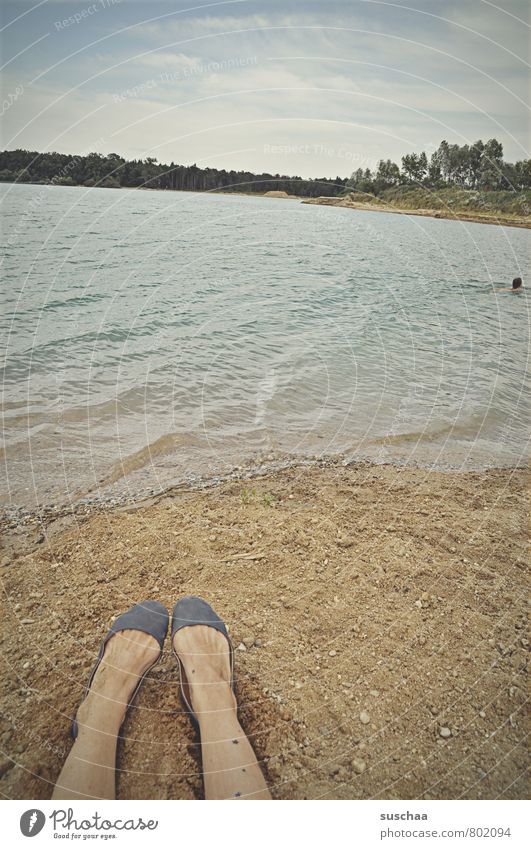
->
436 140 451 181
514 159 531 189
479 139 504 189
428 150 443 185
374 159 400 190
469 140 484 187
401 152 427 183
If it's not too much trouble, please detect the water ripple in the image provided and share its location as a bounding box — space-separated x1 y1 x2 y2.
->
1 183 530 508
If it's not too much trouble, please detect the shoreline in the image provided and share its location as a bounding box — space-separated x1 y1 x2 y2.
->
5 180 530 229
1 461 528 799
301 196 531 229
2 450 527 528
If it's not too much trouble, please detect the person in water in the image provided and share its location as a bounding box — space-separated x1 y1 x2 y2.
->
51 597 271 800
495 276 523 292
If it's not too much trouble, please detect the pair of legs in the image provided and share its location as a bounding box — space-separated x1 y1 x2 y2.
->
52 625 271 800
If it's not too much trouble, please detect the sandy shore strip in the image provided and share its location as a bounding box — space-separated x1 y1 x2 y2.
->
301 196 531 229
1 462 528 799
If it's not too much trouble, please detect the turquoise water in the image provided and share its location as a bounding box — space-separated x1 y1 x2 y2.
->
1 183 530 510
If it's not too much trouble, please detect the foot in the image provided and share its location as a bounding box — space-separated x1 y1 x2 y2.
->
172 626 236 720
75 630 160 735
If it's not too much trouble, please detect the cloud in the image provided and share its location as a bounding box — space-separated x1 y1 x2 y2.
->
133 51 203 71
1 0 528 172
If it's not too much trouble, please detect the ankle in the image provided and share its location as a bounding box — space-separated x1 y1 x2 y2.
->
75 690 125 736
190 679 238 719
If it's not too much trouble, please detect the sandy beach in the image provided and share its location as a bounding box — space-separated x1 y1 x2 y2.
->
1 461 527 800
301 196 531 229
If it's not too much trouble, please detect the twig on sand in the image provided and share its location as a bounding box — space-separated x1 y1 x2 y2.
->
222 551 266 562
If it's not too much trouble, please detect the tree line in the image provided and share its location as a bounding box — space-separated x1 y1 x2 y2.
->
0 139 529 196
0 149 345 196
349 139 531 194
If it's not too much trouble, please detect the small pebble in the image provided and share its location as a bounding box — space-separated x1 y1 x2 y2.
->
359 711 370 725
329 650 337 657
352 758 366 774
439 726 452 739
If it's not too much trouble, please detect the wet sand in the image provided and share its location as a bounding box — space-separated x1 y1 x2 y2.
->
0 462 528 799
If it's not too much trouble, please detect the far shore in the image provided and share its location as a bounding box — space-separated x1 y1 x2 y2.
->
5 179 530 229
299 195 531 230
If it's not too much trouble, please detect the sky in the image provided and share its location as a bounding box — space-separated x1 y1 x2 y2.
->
1 0 529 178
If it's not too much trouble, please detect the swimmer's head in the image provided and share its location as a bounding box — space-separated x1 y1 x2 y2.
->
512 277 523 289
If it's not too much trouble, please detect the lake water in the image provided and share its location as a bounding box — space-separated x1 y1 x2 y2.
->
1 183 530 512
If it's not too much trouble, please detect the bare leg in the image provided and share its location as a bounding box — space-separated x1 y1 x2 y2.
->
52 631 159 800
173 626 271 800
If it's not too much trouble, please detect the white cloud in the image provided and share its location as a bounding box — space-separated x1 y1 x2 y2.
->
133 51 203 71
1 0 528 171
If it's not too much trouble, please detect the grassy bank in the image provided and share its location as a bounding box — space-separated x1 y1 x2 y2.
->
377 186 531 218
303 186 531 228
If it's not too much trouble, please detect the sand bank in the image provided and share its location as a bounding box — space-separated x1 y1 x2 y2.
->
301 196 531 229
1 462 528 799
